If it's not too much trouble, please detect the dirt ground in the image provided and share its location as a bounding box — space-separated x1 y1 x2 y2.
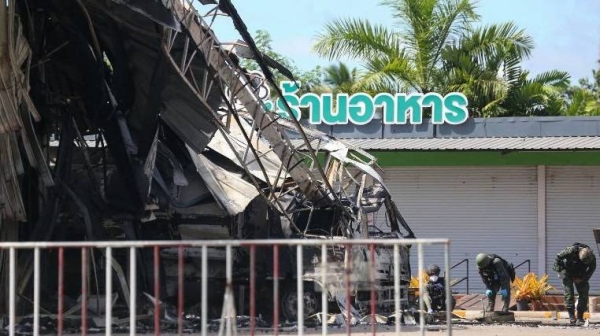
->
353 324 600 335
262 324 598 335
138 323 600 335
99 319 600 335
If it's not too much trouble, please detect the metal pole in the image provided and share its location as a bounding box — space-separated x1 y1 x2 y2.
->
297 245 304 336
466 259 469 295
129 247 137 336
33 248 40 336
226 245 232 336
394 245 401 335
445 242 453 336
273 245 280 336
418 244 424 335
321 244 328 336
250 245 256 336
9 248 16 336
82 248 88 336
201 245 208 336
0 238 451 249
105 247 112 336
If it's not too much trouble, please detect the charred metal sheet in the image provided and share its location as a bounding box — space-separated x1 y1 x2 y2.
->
163 0 335 207
0 134 26 221
187 146 260 216
85 0 220 155
162 166 229 217
109 0 181 31
207 116 286 187
0 0 419 324
0 1 52 221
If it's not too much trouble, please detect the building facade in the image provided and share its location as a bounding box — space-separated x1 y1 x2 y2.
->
294 116 600 295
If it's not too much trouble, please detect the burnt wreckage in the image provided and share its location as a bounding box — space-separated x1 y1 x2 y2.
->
0 0 416 326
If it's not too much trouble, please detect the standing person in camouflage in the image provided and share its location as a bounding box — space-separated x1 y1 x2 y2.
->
553 242 596 325
476 253 515 313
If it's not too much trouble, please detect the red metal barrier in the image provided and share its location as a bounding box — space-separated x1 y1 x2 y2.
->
0 238 451 336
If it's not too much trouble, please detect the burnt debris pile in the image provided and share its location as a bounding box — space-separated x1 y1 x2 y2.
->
0 0 417 329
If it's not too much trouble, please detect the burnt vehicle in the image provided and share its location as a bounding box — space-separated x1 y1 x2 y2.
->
0 0 416 326
151 114 416 322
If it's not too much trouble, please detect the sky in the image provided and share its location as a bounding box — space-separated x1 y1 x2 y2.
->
209 0 600 83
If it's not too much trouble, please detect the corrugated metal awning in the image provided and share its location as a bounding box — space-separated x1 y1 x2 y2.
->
290 136 600 151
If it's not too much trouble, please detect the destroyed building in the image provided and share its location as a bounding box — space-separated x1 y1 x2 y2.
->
0 0 417 327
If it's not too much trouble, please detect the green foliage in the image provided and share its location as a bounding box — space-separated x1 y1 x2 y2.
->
563 61 600 116
311 0 596 117
323 62 360 94
243 4 598 118
313 0 487 95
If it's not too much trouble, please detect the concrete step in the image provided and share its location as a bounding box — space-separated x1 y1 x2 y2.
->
453 293 573 312
452 309 594 322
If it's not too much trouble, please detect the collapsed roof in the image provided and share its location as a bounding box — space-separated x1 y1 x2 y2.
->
0 0 414 240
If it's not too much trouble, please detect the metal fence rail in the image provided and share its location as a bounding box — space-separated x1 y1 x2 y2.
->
449 259 469 294
513 259 531 275
1 238 452 336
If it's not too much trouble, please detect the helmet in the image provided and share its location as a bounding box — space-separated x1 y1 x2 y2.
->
579 247 595 265
426 264 441 276
476 253 492 268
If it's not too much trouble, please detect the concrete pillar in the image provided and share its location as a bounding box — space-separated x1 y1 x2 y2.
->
537 165 546 275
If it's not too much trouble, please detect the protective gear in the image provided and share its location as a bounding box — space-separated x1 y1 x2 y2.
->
579 247 594 265
426 264 441 276
553 243 596 280
422 274 455 313
476 253 492 269
478 254 512 313
485 289 493 298
499 289 508 298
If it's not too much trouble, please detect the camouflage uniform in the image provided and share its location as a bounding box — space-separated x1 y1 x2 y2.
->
422 276 454 312
477 254 514 312
553 242 596 324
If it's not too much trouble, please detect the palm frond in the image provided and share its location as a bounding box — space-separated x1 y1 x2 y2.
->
312 18 403 61
565 87 600 116
355 53 418 92
527 70 571 88
502 51 522 86
323 62 357 87
460 22 534 67
431 0 479 63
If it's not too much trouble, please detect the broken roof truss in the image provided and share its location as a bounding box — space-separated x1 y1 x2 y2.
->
0 0 414 240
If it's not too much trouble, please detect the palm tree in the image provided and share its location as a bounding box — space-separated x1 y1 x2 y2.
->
323 62 359 94
562 87 600 116
498 70 570 116
312 0 541 116
440 27 572 116
562 62 600 116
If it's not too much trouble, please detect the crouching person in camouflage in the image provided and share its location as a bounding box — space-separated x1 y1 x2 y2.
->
422 264 455 314
476 253 515 313
553 242 597 325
